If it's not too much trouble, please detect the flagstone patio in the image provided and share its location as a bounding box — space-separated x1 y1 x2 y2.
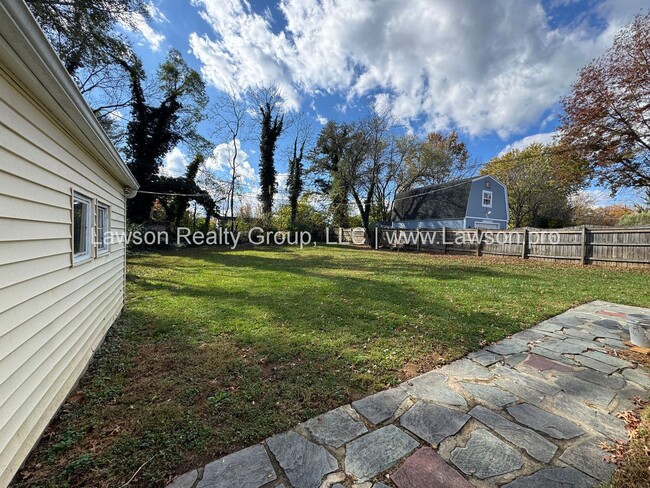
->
166 301 650 488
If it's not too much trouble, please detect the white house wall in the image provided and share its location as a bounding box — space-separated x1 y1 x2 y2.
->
0 65 127 487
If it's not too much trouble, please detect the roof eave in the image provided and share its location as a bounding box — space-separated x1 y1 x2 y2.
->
0 1 139 191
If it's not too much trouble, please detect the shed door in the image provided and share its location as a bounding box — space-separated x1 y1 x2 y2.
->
475 221 500 230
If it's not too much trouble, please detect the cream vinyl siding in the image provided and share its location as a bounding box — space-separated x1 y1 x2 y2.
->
0 65 127 487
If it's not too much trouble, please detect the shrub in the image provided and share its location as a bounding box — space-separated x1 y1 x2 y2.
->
618 211 650 227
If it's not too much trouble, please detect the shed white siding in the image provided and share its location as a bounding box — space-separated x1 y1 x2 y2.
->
0 4 138 486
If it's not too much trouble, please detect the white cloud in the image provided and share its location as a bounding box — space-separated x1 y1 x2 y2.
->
315 114 328 125
571 187 640 208
499 131 557 155
162 147 189 176
205 139 256 184
190 0 640 138
277 172 289 192
120 2 166 51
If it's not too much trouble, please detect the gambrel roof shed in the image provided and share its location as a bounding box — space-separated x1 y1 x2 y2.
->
391 175 509 230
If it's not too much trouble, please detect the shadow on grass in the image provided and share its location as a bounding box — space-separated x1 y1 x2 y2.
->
12 246 650 488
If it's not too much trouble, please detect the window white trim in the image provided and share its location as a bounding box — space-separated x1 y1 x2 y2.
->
96 202 110 255
482 190 493 208
72 191 93 264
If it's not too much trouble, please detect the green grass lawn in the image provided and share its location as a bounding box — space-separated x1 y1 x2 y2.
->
14 246 650 487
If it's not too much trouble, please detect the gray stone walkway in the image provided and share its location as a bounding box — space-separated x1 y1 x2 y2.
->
166 301 650 488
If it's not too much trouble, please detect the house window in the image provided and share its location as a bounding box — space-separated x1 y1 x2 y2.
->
97 203 110 255
73 192 93 263
482 190 493 208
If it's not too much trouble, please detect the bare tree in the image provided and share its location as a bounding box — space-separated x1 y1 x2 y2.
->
374 134 420 222
373 130 476 222
211 86 251 230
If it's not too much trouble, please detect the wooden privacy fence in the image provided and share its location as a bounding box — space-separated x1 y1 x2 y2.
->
379 226 650 267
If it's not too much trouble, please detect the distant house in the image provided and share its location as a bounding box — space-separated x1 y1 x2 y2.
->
0 2 139 486
391 175 509 230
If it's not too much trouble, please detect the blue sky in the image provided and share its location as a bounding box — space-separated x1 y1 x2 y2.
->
121 0 648 208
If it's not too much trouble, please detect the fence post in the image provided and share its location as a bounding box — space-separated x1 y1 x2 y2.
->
442 227 447 254
521 227 528 260
476 229 482 256
580 225 587 265
417 227 421 251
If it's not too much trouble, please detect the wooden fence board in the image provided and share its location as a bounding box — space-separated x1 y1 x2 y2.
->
377 226 650 267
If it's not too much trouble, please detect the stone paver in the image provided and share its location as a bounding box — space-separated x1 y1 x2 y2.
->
536 321 564 333
575 369 626 390
459 382 517 407
505 353 528 367
623 367 650 388
529 345 577 365
564 337 607 352
470 405 558 463
584 325 622 340
352 387 408 425
450 429 523 479
400 373 467 408
486 338 529 356
438 358 493 380
522 353 575 372
168 302 650 488
574 354 618 374
345 425 418 481
167 470 198 488
507 403 584 439
537 338 587 355
593 319 622 330
615 383 647 412
598 337 626 348
512 329 546 342
197 444 276 488
560 437 615 481
502 467 595 487
467 349 502 367
400 401 470 446
494 378 545 405
547 393 627 441
304 406 368 447
555 376 617 408
564 328 597 341
580 350 633 369
495 366 561 396
266 431 337 488
392 447 473 488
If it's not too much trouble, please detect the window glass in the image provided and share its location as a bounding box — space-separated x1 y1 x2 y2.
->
73 192 92 262
97 204 110 253
482 190 493 207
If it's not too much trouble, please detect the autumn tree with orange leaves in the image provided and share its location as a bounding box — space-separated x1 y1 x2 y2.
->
559 11 650 193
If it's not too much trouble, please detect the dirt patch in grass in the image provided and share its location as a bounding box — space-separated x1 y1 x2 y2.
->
398 347 452 380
